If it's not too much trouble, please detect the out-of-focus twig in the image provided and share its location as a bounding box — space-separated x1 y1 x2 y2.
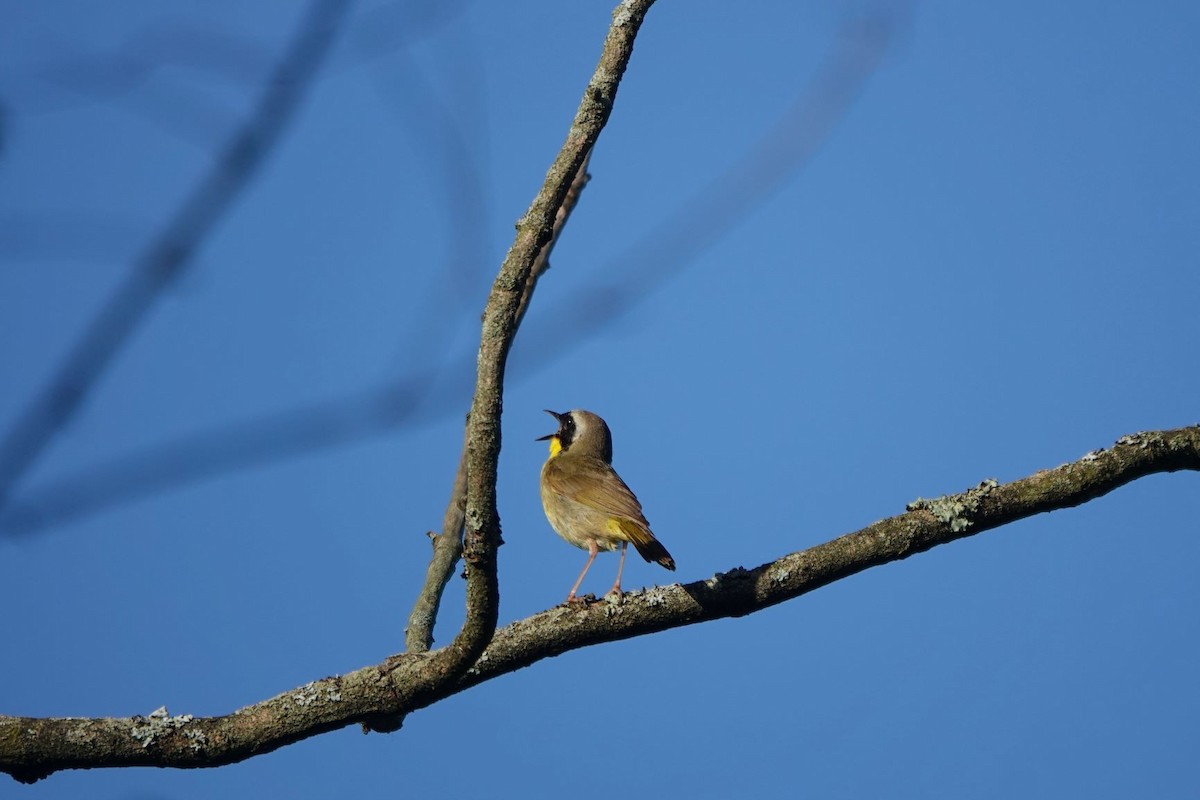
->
0 0 353 514
362 40 491 369
404 154 591 654
0 374 432 536
526 13 898 351
14 1 470 114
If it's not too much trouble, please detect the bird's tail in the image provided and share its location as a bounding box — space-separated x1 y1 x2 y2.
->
610 518 676 571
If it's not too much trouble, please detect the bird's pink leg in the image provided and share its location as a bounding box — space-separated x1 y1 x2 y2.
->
567 540 600 602
607 542 628 599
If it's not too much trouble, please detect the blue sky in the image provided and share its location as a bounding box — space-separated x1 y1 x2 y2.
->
2 2 1198 798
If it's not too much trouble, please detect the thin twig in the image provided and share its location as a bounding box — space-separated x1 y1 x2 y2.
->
4 425 1195 782
404 425 468 653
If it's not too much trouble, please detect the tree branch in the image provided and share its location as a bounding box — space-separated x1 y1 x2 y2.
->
4 425 1195 783
404 155 592 654
404 425 468 653
440 0 657 695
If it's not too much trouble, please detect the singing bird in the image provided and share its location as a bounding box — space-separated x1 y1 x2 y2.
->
537 409 675 601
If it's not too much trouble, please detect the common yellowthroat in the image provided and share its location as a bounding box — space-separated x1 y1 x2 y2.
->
537 409 675 601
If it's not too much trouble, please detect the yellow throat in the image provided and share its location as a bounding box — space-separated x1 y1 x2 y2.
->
546 435 563 459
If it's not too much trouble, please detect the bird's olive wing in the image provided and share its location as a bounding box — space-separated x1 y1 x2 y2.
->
543 456 648 524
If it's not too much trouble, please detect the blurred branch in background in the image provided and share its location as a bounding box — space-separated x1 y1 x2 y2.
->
0 1 478 253
8 0 472 137
2 376 433 535
0 0 354 514
0 3 492 539
361 38 491 377
25 20 275 147
517 10 898 363
9 17 273 144
0 7 905 538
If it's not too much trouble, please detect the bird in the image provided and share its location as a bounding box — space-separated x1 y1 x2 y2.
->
537 409 675 602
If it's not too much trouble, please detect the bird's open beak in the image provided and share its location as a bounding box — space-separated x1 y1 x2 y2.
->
535 409 564 440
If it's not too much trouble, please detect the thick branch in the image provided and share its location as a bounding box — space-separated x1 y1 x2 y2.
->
3 426 1196 783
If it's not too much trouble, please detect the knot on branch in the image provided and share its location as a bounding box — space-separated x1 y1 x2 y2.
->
360 714 405 734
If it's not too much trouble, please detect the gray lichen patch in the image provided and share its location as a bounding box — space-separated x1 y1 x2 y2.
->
129 706 196 749
907 478 1000 533
1115 431 1159 449
643 587 669 607
291 681 343 708
182 727 208 751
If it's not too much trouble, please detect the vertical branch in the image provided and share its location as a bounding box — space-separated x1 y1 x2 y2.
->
404 155 591 654
0 0 352 511
434 0 658 668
